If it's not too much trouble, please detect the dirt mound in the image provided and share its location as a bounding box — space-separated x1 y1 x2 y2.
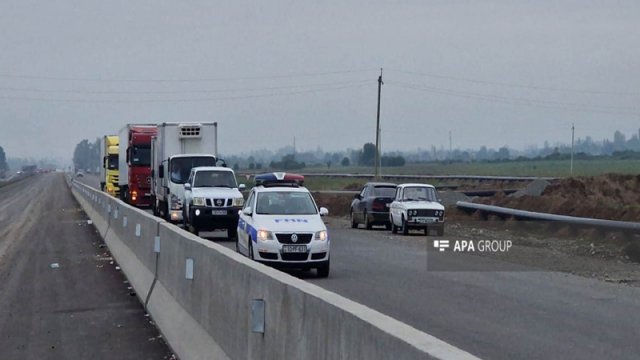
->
478 174 640 221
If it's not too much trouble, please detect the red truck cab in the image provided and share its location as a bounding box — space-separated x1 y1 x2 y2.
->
119 125 157 207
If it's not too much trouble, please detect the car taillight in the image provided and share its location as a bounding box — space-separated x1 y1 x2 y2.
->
131 190 137 202
372 199 385 211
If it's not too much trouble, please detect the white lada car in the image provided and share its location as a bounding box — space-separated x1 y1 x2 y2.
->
236 173 330 277
389 183 445 236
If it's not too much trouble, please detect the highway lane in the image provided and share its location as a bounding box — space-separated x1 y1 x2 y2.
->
213 221 640 360
0 174 172 359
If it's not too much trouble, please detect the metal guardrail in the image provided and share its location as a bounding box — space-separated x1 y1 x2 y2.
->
456 201 640 232
299 173 557 182
237 172 557 182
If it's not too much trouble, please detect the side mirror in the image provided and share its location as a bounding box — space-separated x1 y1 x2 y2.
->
319 207 329 216
242 207 253 216
354 194 362 200
238 184 246 191
158 164 164 179
437 198 443 203
184 183 191 190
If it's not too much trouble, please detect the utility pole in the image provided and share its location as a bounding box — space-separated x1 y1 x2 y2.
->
570 123 575 176
293 136 296 156
374 68 383 180
449 130 452 161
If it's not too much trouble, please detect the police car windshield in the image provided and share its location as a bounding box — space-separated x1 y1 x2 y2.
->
193 171 237 188
403 186 437 201
256 192 317 215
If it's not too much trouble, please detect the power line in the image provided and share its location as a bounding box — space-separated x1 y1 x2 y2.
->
0 79 372 95
0 83 369 103
386 80 639 116
0 68 378 83
386 68 639 96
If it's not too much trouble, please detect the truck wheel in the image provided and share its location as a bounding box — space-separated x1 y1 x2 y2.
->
151 196 158 216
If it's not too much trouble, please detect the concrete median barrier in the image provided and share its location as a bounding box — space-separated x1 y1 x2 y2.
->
70 180 479 360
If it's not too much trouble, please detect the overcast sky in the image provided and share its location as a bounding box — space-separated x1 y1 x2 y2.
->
0 0 638 161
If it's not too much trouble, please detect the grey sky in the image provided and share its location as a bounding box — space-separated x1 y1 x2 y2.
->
0 0 638 161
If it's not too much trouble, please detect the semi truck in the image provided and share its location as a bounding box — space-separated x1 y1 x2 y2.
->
151 122 218 222
100 135 119 197
118 124 157 207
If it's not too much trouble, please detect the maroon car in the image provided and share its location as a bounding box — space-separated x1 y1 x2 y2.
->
350 182 397 230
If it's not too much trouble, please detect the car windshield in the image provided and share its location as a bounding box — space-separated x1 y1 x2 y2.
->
107 154 118 170
373 186 396 197
256 191 317 215
130 146 151 166
193 171 237 188
402 186 437 201
170 157 216 184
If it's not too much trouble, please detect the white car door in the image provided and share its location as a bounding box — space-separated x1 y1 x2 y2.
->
390 187 403 225
238 190 256 255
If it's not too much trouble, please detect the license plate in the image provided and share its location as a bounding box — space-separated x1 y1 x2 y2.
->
282 245 307 253
211 210 226 215
415 217 435 223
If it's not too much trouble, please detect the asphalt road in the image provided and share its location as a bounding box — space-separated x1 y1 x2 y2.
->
0 174 172 359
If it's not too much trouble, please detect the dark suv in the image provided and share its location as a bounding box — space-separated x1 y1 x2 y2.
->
350 182 397 230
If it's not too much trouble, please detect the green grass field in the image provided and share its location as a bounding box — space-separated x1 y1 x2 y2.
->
303 159 640 178
238 158 640 191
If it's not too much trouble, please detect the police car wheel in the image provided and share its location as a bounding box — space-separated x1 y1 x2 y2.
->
248 240 255 260
317 260 330 278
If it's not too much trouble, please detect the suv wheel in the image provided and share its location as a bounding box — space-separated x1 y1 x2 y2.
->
227 226 238 240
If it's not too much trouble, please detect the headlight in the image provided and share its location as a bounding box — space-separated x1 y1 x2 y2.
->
170 194 183 209
314 230 327 241
193 197 205 206
257 230 274 241
232 197 244 207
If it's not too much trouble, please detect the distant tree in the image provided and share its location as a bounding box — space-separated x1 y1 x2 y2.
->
496 146 510 160
232 163 239 171
255 163 263 170
270 154 305 170
0 146 8 173
341 157 350 167
381 155 406 167
613 130 626 151
359 143 377 166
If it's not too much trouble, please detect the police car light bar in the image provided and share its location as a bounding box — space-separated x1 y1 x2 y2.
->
254 172 304 186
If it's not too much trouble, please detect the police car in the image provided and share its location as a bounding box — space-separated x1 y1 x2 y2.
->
236 173 331 277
